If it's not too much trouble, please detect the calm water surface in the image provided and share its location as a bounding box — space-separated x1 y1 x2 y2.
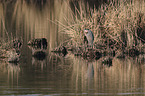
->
0 0 145 96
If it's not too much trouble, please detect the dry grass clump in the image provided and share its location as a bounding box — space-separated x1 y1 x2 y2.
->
62 0 145 49
60 1 100 45
0 39 12 58
0 37 20 59
104 0 145 47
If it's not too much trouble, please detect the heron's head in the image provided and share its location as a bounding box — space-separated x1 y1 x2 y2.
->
84 29 90 35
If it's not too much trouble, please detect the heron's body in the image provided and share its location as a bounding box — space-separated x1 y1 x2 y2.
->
84 29 94 46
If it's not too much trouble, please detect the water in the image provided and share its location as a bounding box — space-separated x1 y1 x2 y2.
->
0 0 145 96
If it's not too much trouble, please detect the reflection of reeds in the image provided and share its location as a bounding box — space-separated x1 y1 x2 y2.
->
70 55 145 93
0 61 20 83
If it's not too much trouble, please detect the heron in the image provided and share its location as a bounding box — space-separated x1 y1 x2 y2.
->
84 29 94 46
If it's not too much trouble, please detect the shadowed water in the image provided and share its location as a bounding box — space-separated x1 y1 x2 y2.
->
0 0 145 96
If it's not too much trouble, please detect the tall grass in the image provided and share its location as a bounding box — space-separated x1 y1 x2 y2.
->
1 0 145 50
62 0 145 48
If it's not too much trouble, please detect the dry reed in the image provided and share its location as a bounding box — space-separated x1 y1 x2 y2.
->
61 0 145 49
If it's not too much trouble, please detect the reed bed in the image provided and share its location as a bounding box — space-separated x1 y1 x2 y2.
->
61 0 145 49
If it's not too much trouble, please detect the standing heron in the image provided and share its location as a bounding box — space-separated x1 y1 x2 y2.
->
84 29 94 46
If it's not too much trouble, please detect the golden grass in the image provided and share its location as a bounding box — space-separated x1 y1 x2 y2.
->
0 0 144 49
61 0 145 48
